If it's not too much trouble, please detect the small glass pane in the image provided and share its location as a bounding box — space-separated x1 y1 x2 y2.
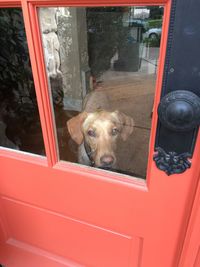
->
0 8 45 155
39 6 164 178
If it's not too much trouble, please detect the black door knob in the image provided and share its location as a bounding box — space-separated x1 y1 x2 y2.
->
158 90 200 132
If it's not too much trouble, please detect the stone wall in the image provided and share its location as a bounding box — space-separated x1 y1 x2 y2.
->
39 7 89 111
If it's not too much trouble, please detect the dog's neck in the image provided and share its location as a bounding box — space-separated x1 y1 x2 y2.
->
84 142 95 166
78 143 93 166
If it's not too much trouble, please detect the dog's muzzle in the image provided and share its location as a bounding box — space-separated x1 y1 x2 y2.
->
84 142 115 169
100 155 115 168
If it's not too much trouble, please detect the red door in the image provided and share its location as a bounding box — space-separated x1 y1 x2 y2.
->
0 0 200 266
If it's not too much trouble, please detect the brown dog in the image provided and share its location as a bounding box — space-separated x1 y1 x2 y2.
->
67 109 134 169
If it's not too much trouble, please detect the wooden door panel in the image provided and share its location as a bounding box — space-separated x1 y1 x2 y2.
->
0 157 145 266
1 146 200 266
0 156 147 233
0 242 81 267
2 197 141 267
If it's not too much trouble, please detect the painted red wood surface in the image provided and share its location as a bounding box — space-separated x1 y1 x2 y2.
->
0 0 200 266
179 170 200 267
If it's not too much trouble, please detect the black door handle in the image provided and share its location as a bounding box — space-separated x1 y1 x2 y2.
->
154 90 200 175
158 90 200 132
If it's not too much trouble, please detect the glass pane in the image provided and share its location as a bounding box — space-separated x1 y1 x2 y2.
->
0 8 45 155
39 6 164 178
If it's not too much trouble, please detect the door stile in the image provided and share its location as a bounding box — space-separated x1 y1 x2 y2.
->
175 138 200 267
178 168 200 266
21 0 59 166
145 0 171 186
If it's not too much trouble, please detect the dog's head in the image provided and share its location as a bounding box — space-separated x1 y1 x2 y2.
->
67 110 134 169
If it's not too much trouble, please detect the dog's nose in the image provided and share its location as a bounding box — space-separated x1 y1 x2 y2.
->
100 155 114 167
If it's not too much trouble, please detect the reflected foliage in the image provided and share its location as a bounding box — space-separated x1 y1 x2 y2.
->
87 7 129 78
0 8 35 107
0 8 44 154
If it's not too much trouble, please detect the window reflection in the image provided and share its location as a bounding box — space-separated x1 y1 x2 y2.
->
0 8 45 155
39 6 163 178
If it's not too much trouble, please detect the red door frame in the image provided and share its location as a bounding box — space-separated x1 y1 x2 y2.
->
1 0 200 266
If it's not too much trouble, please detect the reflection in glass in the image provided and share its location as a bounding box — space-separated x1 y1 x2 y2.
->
39 6 164 178
0 8 45 155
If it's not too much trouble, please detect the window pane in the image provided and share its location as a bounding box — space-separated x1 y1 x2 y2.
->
39 6 164 178
0 8 45 155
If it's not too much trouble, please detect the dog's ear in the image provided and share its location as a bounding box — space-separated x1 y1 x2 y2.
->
114 111 134 141
67 112 88 145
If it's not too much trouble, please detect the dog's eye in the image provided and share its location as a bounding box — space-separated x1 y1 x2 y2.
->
111 128 119 136
87 129 96 137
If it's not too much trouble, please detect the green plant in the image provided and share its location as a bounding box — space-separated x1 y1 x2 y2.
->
0 8 42 148
143 36 160 47
147 19 162 29
0 8 35 105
